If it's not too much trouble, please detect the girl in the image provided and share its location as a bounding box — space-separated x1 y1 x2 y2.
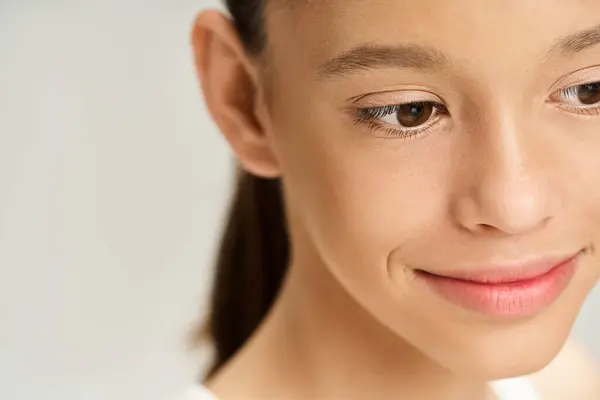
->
187 0 600 398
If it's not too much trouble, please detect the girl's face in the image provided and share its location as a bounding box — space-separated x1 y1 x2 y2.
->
260 0 600 378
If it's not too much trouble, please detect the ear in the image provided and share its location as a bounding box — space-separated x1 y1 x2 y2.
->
190 10 281 178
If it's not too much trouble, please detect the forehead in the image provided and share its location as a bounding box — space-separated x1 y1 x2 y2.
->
264 0 600 78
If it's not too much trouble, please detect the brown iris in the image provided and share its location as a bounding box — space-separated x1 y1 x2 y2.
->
578 83 600 105
396 103 435 127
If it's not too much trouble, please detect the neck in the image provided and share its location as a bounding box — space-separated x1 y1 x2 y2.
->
206 244 497 400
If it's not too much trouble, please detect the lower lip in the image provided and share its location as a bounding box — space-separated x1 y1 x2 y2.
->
416 252 582 318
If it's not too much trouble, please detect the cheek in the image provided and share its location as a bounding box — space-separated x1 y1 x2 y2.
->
277 127 459 352
557 128 600 247
273 102 454 291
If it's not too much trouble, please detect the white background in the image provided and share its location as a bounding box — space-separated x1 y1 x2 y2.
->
0 2 598 399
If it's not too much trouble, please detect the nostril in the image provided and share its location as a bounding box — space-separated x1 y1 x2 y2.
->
473 223 501 235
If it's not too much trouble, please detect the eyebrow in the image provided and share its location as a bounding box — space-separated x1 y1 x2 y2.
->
318 24 600 80
549 24 600 55
317 44 449 79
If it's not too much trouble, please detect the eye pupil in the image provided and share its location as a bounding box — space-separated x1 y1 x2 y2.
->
578 83 600 105
397 103 434 127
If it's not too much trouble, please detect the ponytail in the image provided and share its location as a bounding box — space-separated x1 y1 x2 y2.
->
199 168 290 378
193 0 283 379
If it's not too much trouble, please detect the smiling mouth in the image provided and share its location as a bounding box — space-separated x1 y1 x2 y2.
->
414 248 587 318
416 250 584 283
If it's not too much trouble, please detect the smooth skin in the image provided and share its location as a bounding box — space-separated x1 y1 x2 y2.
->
191 1 600 399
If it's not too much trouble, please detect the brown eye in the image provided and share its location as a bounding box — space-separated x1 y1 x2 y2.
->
578 83 600 105
395 103 435 127
555 81 600 109
354 99 448 138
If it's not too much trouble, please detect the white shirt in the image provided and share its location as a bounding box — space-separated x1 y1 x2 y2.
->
177 378 540 400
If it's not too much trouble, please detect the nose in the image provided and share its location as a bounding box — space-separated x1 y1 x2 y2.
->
452 114 562 236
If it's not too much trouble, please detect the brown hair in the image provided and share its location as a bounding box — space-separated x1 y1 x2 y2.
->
199 168 289 378
195 0 289 379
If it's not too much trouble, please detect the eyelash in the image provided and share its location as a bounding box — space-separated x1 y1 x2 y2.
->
352 81 600 139
554 82 600 115
352 101 449 140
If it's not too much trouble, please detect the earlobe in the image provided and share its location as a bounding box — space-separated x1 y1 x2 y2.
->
190 10 282 179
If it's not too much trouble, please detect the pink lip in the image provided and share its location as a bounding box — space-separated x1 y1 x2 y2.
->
415 249 585 318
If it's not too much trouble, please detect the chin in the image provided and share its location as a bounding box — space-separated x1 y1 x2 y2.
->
428 311 577 381
464 346 561 381
378 252 597 381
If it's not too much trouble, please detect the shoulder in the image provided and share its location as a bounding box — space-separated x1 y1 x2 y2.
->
528 337 600 400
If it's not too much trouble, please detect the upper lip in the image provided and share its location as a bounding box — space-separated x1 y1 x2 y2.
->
417 249 584 284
